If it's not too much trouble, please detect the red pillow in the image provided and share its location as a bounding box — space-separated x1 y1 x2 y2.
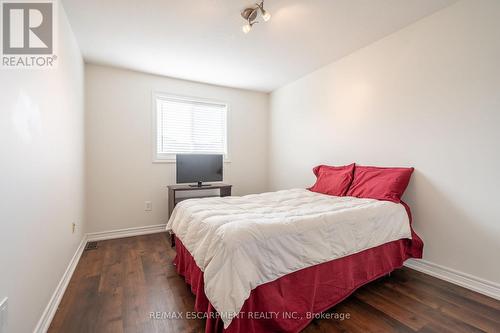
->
309 163 355 196
346 166 414 203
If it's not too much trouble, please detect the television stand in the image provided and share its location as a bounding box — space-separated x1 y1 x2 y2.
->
167 183 232 247
189 182 212 187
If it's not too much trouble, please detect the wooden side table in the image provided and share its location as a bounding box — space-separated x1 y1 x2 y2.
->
167 183 232 247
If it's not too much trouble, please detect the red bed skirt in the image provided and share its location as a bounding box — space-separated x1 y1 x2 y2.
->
173 206 423 333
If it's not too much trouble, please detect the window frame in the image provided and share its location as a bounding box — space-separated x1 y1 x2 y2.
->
152 91 230 163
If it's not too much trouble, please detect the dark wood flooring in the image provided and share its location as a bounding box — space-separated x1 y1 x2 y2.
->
49 233 500 333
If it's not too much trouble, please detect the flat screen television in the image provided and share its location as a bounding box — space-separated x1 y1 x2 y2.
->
176 154 223 187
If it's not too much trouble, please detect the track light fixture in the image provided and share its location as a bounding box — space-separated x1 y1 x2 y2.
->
241 1 271 34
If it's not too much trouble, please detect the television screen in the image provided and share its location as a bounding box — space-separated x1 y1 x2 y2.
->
176 154 223 184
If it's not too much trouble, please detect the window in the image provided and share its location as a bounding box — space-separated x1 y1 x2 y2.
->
154 93 228 161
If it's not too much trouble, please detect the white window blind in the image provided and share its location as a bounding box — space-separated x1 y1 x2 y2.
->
155 95 228 159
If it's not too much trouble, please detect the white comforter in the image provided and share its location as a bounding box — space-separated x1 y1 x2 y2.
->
166 188 411 328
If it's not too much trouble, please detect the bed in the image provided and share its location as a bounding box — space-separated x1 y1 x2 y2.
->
166 188 423 333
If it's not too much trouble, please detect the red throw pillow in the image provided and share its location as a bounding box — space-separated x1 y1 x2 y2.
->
309 163 355 196
346 166 414 203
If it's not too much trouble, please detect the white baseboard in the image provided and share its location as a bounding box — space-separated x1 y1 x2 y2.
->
33 235 87 333
404 259 500 300
86 224 167 242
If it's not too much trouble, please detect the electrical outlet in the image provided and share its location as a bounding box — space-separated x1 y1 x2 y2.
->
0 297 8 333
144 201 152 211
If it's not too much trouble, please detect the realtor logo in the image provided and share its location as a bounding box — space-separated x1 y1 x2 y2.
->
1 0 57 68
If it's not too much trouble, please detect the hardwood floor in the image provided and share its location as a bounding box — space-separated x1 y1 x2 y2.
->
49 233 500 333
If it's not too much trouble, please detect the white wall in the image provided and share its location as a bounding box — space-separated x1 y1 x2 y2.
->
0 4 85 333
269 0 500 285
85 64 269 233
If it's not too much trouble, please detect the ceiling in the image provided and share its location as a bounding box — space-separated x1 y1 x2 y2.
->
62 0 456 92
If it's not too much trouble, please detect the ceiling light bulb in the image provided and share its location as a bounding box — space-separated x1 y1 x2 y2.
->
242 23 252 34
262 10 271 22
